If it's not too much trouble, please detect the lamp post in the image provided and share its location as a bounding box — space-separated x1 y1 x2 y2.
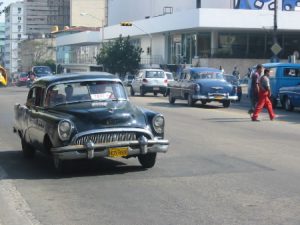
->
120 22 152 66
80 12 105 45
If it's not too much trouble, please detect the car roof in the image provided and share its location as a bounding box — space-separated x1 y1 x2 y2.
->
183 67 222 73
140 69 164 71
263 63 300 68
33 72 119 87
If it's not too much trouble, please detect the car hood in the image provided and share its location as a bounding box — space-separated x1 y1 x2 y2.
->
196 79 233 93
49 101 147 132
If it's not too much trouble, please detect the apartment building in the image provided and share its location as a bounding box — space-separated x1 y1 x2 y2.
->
4 2 27 75
24 0 70 38
0 23 5 66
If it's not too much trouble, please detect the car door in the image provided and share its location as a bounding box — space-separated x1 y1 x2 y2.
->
179 72 190 99
26 87 45 150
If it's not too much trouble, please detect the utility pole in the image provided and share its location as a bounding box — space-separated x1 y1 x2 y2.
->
273 0 278 45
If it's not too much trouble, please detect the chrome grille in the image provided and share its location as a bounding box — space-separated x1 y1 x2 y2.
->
74 132 137 145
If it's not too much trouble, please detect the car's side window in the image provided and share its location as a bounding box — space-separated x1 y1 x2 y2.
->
26 87 44 107
283 68 300 77
180 72 185 80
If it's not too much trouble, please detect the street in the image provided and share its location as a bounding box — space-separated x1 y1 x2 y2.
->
1 86 300 225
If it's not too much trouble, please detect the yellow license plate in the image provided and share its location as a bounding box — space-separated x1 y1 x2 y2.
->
215 96 223 100
108 147 128 158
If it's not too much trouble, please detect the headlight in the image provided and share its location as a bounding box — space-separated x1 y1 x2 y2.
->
152 115 165 134
58 120 74 141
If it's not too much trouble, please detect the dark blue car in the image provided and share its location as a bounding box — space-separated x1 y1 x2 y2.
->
167 67 238 107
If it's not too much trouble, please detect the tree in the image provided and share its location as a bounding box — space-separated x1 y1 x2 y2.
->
95 35 142 78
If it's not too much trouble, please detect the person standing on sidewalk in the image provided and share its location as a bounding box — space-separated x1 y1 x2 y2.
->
251 69 276 121
248 64 263 115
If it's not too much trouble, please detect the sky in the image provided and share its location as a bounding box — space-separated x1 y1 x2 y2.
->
0 0 18 23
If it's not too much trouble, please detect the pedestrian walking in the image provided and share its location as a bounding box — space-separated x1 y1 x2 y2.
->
251 68 276 121
219 66 225 73
232 66 240 79
248 64 263 115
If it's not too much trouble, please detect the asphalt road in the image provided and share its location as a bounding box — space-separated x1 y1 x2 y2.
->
1 86 300 225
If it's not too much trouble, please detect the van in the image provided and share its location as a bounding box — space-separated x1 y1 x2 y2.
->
262 63 300 107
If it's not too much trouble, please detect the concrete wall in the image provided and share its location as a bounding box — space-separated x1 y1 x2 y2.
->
71 0 106 27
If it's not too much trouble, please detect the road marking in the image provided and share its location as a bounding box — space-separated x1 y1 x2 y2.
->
0 166 42 225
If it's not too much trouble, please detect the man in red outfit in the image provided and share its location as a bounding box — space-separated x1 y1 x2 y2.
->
251 69 275 121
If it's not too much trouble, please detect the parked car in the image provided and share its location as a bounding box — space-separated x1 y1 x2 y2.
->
261 63 300 107
167 67 238 107
16 72 29 87
123 74 135 86
279 84 300 111
130 69 167 96
13 72 169 172
32 66 53 78
223 74 242 101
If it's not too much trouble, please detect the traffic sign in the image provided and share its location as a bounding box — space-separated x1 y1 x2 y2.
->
271 43 282 55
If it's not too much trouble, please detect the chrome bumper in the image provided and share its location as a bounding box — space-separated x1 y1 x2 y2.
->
192 94 238 101
51 137 169 160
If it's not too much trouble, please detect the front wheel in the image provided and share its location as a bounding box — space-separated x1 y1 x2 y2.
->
168 92 175 104
222 100 231 108
138 153 157 168
21 138 35 158
130 86 135 96
140 87 145 96
187 94 196 107
53 156 66 173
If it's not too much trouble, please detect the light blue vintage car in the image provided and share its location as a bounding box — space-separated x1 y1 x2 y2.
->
167 67 238 108
263 63 300 108
279 84 300 111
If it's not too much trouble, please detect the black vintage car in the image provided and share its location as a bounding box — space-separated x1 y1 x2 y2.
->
13 72 169 171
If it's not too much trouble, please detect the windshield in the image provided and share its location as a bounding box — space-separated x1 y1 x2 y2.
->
44 81 127 107
33 66 52 75
20 73 28 78
192 72 224 80
146 71 164 78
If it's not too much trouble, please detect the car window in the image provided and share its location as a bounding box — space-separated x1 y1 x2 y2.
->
20 73 28 78
45 81 127 107
192 72 223 80
283 68 300 77
33 66 52 75
145 71 164 78
27 87 44 107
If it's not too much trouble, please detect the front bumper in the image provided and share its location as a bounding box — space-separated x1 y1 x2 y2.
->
192 94 238 101
51 137 169 160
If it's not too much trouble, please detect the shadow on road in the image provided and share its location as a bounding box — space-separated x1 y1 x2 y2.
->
0 150 146 180
148 101 222 109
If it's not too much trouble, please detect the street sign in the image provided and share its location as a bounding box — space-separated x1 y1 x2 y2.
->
271 43 282 55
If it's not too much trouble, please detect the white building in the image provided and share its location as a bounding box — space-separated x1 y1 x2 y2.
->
57 0 300 73
4 2 27 75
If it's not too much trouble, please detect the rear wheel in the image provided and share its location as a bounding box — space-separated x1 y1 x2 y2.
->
284 96 294 111
270 96 277 109
21 138 35 158
222 100 231 108
201 100 207 105
138 153 157 168
153 92 158 96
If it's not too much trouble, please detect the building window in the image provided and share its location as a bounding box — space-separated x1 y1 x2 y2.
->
196 0 201 8
18 17 22 22
18 8 22 13
18 34 21 40
18 25 21 32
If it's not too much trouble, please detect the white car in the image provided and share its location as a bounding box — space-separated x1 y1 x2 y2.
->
130 69 167 96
